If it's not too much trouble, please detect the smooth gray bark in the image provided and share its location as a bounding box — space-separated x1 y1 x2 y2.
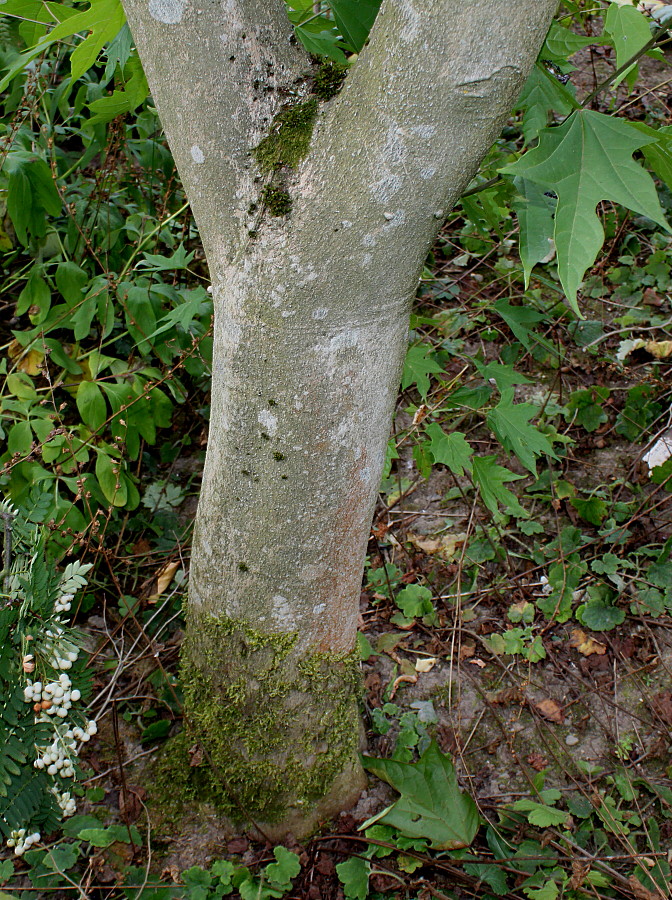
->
122 0 558 835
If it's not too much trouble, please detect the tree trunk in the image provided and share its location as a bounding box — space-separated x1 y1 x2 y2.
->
121 0 557 838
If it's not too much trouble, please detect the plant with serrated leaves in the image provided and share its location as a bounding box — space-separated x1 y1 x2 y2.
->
0 496 96 854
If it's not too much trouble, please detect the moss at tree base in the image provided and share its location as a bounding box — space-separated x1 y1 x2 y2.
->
154 611 366 839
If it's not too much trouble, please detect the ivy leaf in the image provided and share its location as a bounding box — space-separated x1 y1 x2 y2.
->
424 423 472 476
472 456 526 517
501 111 670 314
487 389 557 475
265 847 301 889
362 741 481 849
401 345 443 398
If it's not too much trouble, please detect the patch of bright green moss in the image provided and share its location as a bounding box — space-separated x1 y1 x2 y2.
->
162 611 361 827
253 99 318 172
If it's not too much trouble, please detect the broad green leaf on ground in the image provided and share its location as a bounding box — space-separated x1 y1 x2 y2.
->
395 584 434 620
335 857 370 900
493 300 557 359
329 0 381 53
487 389 558 475
473 359 532 392
424 423 472 476
511 178 555 286
603 3 653 88
515 64 577 144
471 456 526 518
401 345 443 398
576 599 625 631
510 798 569 828
361 741 481 849
501 111 670 314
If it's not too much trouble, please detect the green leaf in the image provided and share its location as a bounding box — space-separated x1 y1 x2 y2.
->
56 262 88 305
44 843 80 872
424 423 472 476
510 798 568 828
576 600 625 631
464 861 508 896
47 0 126 81
294 26 348 64
501 111 669 314
604 4 652 76
570 496 608 526
401 345 443 398
76 381 107 431
362 741 481 849
395 584 434 620
473 359 532 392
95 452 128 507
512 178 556 286
335 857 370 900
542 21 594 60
515 64 576 144
329 0 381 53
265 847 301 888
78 825 141 847
472 456 526 517
487 389 557 475
0 860 14 884
137 242 195 272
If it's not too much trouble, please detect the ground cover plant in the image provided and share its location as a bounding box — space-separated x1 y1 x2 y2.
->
2 0 672 896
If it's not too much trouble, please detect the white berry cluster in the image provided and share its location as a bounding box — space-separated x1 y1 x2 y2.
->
6 829 40 856
54 592 74 614
23 673 81 717
41 625 80 670
51 789 77 817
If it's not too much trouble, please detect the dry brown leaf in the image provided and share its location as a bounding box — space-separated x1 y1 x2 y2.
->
569 628 607 657
414 657 437 673
535 698 565 724
8 339 43 375
468 658 486 668
388 673 417 700
645 339 672 359
148 560 179 600
406 531 467 560
459 642 476 659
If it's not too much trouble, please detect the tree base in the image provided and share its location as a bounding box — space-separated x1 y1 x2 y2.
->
165 610 366 838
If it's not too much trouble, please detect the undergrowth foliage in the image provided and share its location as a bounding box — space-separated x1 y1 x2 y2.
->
1 0 672 898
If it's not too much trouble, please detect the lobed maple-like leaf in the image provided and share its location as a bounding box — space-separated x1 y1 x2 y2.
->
503 111 670 314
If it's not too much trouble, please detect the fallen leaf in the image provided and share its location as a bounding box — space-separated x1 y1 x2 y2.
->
412 404 429 426
148 560 179 600
415 657 437 673
645 339 672 358
406 531 468 560
468 658 486 668
535 698 565 724
487 688 524 706
459 642 475 659
527 752 548 771
642 433 672 471
8 339 43 375
569 628 607 657
650 691 672 727
389 673 417 700
188 743 205 767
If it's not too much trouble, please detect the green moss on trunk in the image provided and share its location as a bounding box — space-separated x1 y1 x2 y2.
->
159 611 363 832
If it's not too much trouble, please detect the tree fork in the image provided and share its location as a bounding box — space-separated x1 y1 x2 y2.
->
121 0 558 836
